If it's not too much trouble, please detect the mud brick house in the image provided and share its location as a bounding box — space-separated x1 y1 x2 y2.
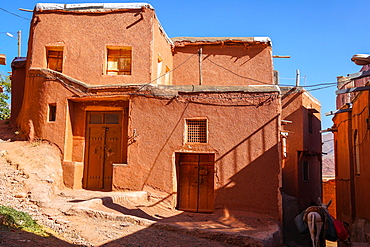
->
280 87 322 211
332 56 370 243
10 3 322 221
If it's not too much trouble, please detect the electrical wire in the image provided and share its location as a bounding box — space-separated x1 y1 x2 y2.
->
207 59 272 85
305 85 337 92
137 52 199 91
355 128 369 148
28 45 343 104
0 40 13 50
0 8 30 20
335 105 370 130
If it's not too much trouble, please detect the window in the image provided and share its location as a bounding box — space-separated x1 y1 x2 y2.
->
107 47 132 75
354 130 361 175
165 65 170 85
47 47 63 72
157 55 163 84
89 112 120 124
48 104 56 122
303 161 309 182
308 112 313 133
186 119 207 143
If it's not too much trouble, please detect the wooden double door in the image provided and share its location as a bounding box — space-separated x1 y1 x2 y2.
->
178 153 214 213
84 111 124 191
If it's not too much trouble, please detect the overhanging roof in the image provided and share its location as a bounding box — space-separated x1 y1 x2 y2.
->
35 3 154 12
171 37 272 46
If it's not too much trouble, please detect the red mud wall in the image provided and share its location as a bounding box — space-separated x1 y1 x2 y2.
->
113 93 282 219
333 111 353 223
10 62 26 126
28 9 156 85
172 44 273 86
351 90 370 222
323 179 336 216
281 91 322 210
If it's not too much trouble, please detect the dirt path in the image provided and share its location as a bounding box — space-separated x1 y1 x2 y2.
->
0 121 282 246
0 123 237 246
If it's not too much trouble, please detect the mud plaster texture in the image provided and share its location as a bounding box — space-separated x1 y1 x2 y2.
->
0 121 281 246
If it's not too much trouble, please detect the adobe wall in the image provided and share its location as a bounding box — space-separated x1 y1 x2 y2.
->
281 90 322 210
172 44 273 86
333 110 353 224
322 179 336 216
28 9 156 85
113 92 282 219
151 17 173 84
299 92 322 207
351 90 370 221
10 60 26 127
15 72 74 148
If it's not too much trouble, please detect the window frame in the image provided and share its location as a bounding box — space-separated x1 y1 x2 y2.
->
308 112 313 134
354 129 361 175
46 46 64 72
48 103 57 122
185 118 208 144
106 46 132 76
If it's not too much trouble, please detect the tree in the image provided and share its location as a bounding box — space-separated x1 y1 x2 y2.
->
0 74 11 120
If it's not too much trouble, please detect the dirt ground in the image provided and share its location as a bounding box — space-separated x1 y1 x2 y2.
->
0 121 281 246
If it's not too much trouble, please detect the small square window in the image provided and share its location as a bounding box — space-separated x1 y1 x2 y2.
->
186 119 207 143
308 113 313 133
46 47 63 72
107 47 132 75
48 104 56 122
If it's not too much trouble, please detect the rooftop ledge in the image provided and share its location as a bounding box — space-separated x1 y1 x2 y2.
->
35 3 154 12
172 37 272 46
28 68 280 95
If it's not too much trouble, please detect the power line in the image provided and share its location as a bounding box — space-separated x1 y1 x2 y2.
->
0 40 13 50
207 58 271 85
0 8 30 20
137 52 199 91
305 84 337 92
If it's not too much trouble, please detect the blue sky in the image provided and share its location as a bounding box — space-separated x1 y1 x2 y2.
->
1 0 369 130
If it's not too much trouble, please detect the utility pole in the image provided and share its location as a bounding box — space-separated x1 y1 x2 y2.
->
296 69 300 87
6 30 21 57
17 30 21 57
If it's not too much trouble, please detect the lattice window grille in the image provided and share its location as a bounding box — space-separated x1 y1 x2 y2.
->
186 119 207 143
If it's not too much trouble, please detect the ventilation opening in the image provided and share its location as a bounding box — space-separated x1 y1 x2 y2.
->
48 104 56 122
186 119 207 143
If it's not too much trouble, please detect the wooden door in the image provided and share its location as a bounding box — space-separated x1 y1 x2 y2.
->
178 153 214 213
84 112 122 191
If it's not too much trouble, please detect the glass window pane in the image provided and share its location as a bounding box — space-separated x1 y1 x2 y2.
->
105 113 119 124
90 113 103 124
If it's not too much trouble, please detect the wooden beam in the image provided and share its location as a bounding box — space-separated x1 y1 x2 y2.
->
347 70 370 79
336 85 370 95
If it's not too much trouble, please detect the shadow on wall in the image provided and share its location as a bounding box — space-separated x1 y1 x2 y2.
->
175 44 264 61
213 115 280 216
140 102 190 190
215 144 280 216
281 105 322 211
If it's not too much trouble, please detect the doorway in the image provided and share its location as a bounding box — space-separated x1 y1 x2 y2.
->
83 111 122 190
177 153 214 213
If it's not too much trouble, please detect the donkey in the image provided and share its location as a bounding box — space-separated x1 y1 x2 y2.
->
305 198 332 247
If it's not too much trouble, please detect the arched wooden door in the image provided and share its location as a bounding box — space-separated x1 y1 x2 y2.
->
84 112 122 191
177 153 214 213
